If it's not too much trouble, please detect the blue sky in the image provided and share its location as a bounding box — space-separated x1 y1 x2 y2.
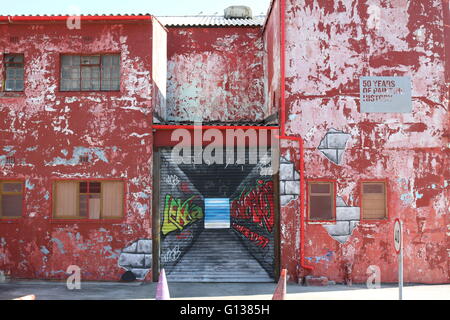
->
2 0 271 16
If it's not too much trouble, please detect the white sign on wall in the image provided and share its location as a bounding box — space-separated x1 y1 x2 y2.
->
360 76 412 113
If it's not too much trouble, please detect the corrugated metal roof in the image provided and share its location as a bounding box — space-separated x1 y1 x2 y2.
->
157 15 266 27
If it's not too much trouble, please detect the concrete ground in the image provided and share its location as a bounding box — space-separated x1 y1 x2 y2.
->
0 280 449 300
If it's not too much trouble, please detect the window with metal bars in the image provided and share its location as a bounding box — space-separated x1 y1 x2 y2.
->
4 54 24 92
0 181 23 218
60 54 120 91
53 180 124 219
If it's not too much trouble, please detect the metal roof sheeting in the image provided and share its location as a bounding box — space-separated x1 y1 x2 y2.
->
157 15 266 27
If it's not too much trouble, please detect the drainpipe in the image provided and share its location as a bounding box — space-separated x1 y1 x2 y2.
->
278 0 314 277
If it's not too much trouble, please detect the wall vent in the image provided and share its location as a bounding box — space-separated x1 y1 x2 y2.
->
5 156 15 165
79 155 89 164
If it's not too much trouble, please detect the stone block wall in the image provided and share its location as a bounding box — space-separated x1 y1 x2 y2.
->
279 157 300 206
118 239 153 279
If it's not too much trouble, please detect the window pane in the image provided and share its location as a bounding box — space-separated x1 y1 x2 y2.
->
102 181 123 218
81 56 100 65
2 194 22 217
79 182 88 193
89 182 101 193
310 195 333 220
362 183 386 219
363 183 384 194
81 66 100 90
54 181 78 217
79 194 88 217
15 80 24 91
101 55 120 91
310 183 330 194
5 80 16 91
89 195 101 219
62 55 80 66
2 182 22 193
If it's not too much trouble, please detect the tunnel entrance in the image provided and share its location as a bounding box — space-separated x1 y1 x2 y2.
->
156 147 277 282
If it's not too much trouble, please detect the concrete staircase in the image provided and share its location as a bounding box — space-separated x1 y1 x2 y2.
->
167 229 273 282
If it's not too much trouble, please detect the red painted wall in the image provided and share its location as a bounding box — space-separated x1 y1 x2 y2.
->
263 0 281 119
165 27 266 122
278 0 449 283
0 20 154 280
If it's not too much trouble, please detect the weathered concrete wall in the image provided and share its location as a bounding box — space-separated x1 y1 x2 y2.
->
263 0 282 119
0 20 154 281
166 27 266 122
282 0 449 283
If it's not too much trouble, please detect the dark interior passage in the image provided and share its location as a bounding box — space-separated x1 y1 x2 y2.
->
159 148 276 282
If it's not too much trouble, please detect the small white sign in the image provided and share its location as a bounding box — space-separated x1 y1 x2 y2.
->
394 219 402 254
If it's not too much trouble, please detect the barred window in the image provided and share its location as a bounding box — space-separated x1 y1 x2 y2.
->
4 54 24 91
60 54 120 91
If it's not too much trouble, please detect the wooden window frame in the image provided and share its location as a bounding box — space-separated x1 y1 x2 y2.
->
51 179 126 222
3 53 24 92
59 53 121 92
306 179 336 222
0 180 24 219
360 180 389 222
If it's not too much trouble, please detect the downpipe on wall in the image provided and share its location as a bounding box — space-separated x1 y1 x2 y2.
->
278 0 315 280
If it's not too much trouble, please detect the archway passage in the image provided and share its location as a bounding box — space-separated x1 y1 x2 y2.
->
157 147 277 282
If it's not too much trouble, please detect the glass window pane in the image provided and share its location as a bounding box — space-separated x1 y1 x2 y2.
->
54 181 78 217
79 182 88 193
15 80 24 91
89 182 101 194
5 80 15 91
79 194 88 217
81 56 100 65
6 68 15 77
89 195 101 219
2 182 22 193
2 194 22 217
62 55 80 66
310 183 330 194
363 183 384 194
310 195 333 220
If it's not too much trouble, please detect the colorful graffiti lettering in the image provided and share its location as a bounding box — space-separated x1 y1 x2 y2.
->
232 223 269 248
162 195 203 236
231 180 274 233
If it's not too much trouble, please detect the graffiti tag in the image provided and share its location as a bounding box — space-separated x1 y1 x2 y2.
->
232 223 269 248
165 175 180 190
162 195 203 236
161 245 181 263
231 180 274 233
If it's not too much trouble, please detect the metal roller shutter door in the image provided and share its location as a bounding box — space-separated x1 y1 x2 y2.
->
158 147 277 282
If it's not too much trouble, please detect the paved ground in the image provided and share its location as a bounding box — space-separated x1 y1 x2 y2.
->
0 280 449 300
